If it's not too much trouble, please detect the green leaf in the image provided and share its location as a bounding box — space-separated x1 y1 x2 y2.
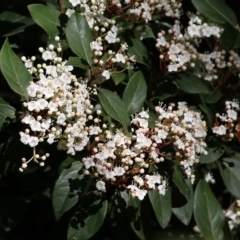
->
66 13 93 66
0 39 32 100
0 11 35 37
194 180 225 240
200 146 225 163
52 162 83 220
205 88 222 104
176 73 210 94
172 166 191 201
111 72 126 85
217 159 240 199
28 4 61 36
128 38 149 67
191 0 238 28
66 57 89 70
0 98 15 129
198 103 214 128
220 24 240 51
148 111 158 128
98 88 130 127
68 196 108 240
122 71 147 115
148 188 172 229
128 196 145 240
172 180 193 226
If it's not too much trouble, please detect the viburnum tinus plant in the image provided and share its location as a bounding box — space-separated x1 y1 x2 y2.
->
0 0 240 239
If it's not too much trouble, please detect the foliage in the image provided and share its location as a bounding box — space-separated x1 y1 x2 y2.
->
0 0 240 239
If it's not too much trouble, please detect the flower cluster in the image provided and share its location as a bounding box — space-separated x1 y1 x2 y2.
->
212 100 240 142
19 40 99 171
81 102 207 200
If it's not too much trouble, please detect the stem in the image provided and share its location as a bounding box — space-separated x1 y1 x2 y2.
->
57 0 64 14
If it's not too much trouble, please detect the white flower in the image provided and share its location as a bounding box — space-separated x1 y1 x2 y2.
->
102 70 110 79
37 99 48 110
30 120 42 132
41 119 51 129
158 184 166 195
29 136 39 147
65 9 75 18
115 53 125 63
27 101 38 111
27 84 38 97
47 134 55 144
84 157 95 169
96 180 106 191
227 109 237 120
69 0 80 7
212 125 226 135
20 132 31 145
57 113 66 125
113 167 125 176
42 50 54 61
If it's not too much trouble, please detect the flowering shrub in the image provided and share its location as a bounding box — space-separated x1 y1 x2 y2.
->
0 0 240 239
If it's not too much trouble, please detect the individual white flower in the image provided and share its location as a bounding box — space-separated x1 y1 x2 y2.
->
27 84 38 97
20 132 31 145
42 50 54 61
83 157 95 169
227 109 237 120
65 9 75 18
212 125 226 135
29 136 39 147
41 119 51 129
115 53 125 63
57 113 67 125
158 184 166 195
113 167 125 176
30 120 42 132
205 172 215 184
47 134 55 144
102 70 110 80
37 99 48 110
96 180 106 191
27 101 38 111
69 0 80 7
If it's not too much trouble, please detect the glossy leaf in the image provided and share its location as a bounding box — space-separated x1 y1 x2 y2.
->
28 4 61 36
172 180 193 226
98 88 130 126
217 159 240 199
220 24 240 51
68 197 108 240
200 146 225 163
0 98 15 129
66 57 89 70
111 72 126 85
52 162 83 220
172 166 191 200
148 188 172 229
128 196 145 240
198 103 214 128
122 71 147 115
0 39 32 100
128 38 149 67
205 88 222 104
176 73 210 94
66 13 93 66
0 11 35 37
191 0 238 28
194 180 225 240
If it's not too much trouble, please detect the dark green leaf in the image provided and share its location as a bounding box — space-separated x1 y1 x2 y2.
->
122 71 147 115
172 180 193 226
148 111 158 128
28 4 61 36
111 72 126 85
0 11 35 37
176 73 210 94
120 190 129 207
68 197 108 240
128 196 145 240
191 0 238 28
128 38 149 67
200 146 225 163
98 88 130 127
66 57 89 70
148 188 172 229
205 88 222 104
66 13 93 66
194 180 225 240
220 24 240 51
172 166 191 200
198 103 214 128
0 39 32 100
217 159 240 199
0 98 15 129
52 162 83 220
